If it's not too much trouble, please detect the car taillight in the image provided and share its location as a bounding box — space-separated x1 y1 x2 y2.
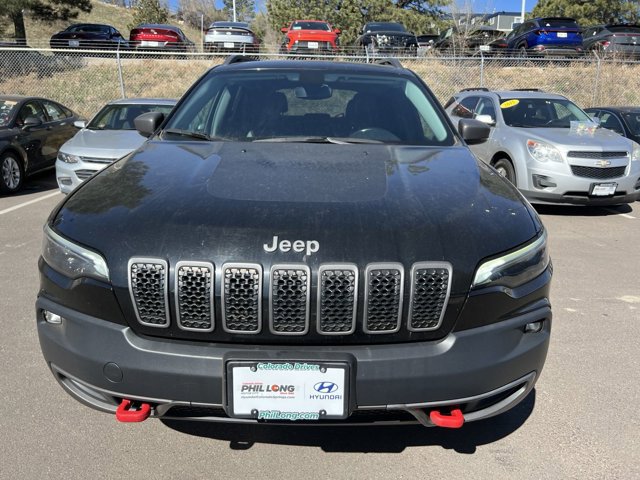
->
600 40 611 47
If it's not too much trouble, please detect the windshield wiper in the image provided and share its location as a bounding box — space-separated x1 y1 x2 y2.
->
252 136 384 144
163 128 213 141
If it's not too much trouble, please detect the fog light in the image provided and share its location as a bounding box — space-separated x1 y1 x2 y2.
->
58 177 72 186
43 310 63 325
532 174 557 189
524 321 544 333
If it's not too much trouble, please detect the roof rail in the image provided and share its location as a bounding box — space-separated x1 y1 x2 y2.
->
511 88 544 92
373 58 403 68
460 87 489 92
223 55 258 65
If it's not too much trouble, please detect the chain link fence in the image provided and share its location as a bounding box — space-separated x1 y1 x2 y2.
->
2 46 640 119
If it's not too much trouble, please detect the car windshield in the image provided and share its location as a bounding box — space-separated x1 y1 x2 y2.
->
292 22 330 31
622 112 640 135
0 100 18 128
164 68 454 146
88 103 174 130
366 23 407 33
500 98 591 128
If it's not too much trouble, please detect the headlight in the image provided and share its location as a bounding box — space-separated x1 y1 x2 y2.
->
472 231 549 289
58 152 80 164
42 225 109 281
527 140 563 163
632 142 640 162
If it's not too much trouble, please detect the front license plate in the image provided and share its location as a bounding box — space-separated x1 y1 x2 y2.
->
479 45 491 51
308 42 319 49
69 40 80 47
141 41 160 47
224 42 234 48
226 361 349 421
557 32 568 38
591 182 617 196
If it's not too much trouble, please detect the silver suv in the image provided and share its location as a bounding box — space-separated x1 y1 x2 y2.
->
445 88 640 205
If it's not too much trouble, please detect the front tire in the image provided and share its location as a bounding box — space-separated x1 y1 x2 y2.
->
0 152 24 194
493 158 516 185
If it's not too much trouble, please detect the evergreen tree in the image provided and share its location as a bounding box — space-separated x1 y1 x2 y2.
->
128 0 169 30
532 0 640 25
0 0 92 43
223 0 255 23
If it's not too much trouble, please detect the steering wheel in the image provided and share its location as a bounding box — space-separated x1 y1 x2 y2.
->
349 127 401 142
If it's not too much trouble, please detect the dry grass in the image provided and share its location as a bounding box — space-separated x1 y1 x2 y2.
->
1 53 640 119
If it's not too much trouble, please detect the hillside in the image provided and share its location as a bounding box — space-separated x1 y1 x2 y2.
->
0 0 204 48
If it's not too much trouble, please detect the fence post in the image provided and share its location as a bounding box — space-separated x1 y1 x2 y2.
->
592 52 601 106
116 45 126 99
480 51 485 87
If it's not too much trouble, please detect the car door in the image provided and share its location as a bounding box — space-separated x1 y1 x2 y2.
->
15 100 50 173
40 100 78 165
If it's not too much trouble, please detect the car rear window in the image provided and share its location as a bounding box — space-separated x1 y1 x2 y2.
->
609 25 640 33
165 69 454 146
540 19 579 29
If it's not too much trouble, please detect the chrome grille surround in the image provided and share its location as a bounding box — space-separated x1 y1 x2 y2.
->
317 264 358 335
128 257 170 328
221 263 262 334
363 263 404 334
269 264 311 335
175 261 214 332
408 262 452 332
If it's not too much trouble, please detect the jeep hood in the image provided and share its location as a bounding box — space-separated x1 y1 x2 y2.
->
52 141 539 293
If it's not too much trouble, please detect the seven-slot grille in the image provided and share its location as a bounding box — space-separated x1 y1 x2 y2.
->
570 165 627 179
127 260 452 336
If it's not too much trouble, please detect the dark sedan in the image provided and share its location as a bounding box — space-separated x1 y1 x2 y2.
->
582 24 640 58
585 106 640 143
434 26 506 55
50 23 128 51
356 22 418 56
0 96 80 194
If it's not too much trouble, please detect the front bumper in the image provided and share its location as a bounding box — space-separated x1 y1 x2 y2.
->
37 295 551 425
55 159 111 194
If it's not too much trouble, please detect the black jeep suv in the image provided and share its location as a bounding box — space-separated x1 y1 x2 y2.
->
37 57 552 427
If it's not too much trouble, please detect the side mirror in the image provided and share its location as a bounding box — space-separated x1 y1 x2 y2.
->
458 118 490 145
475 114 496 126
73 120 87 129
334 28 341 35
22 116 42 129
281 27 288 33
135 112 164 137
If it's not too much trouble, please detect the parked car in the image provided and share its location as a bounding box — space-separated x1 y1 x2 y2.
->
356 22 418 56
416 33 439 56
129 24 195 53
204 21 259 53
37 56 552 429
55 98 176 193
50 23 128 51
582 24 640 58
505 17 583 57
445 88 640 205
279 20 340 54
0 96 79 195
585 106 640 143
434 26 506 55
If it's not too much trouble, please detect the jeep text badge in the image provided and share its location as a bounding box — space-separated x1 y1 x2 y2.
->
264 236 319 256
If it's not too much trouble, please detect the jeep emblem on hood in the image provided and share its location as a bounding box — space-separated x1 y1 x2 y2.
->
264 236 319 256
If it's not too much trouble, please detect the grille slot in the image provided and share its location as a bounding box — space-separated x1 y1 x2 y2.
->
75 169 99 180
175 262 214 332
408 263 452 332
128 258 169 328
317 265 358 335
570 165 627 179
269 265 310 335
567 151 627 159
221 263 262 334
364 263 404 334
79 156 115 164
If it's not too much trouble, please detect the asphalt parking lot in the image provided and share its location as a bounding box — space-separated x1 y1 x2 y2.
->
1 171 638 480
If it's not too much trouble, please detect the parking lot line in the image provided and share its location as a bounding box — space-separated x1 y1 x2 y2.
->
0 191 61 216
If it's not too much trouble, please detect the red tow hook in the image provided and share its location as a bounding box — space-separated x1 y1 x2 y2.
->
115 399 151 423
429 408 465 428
